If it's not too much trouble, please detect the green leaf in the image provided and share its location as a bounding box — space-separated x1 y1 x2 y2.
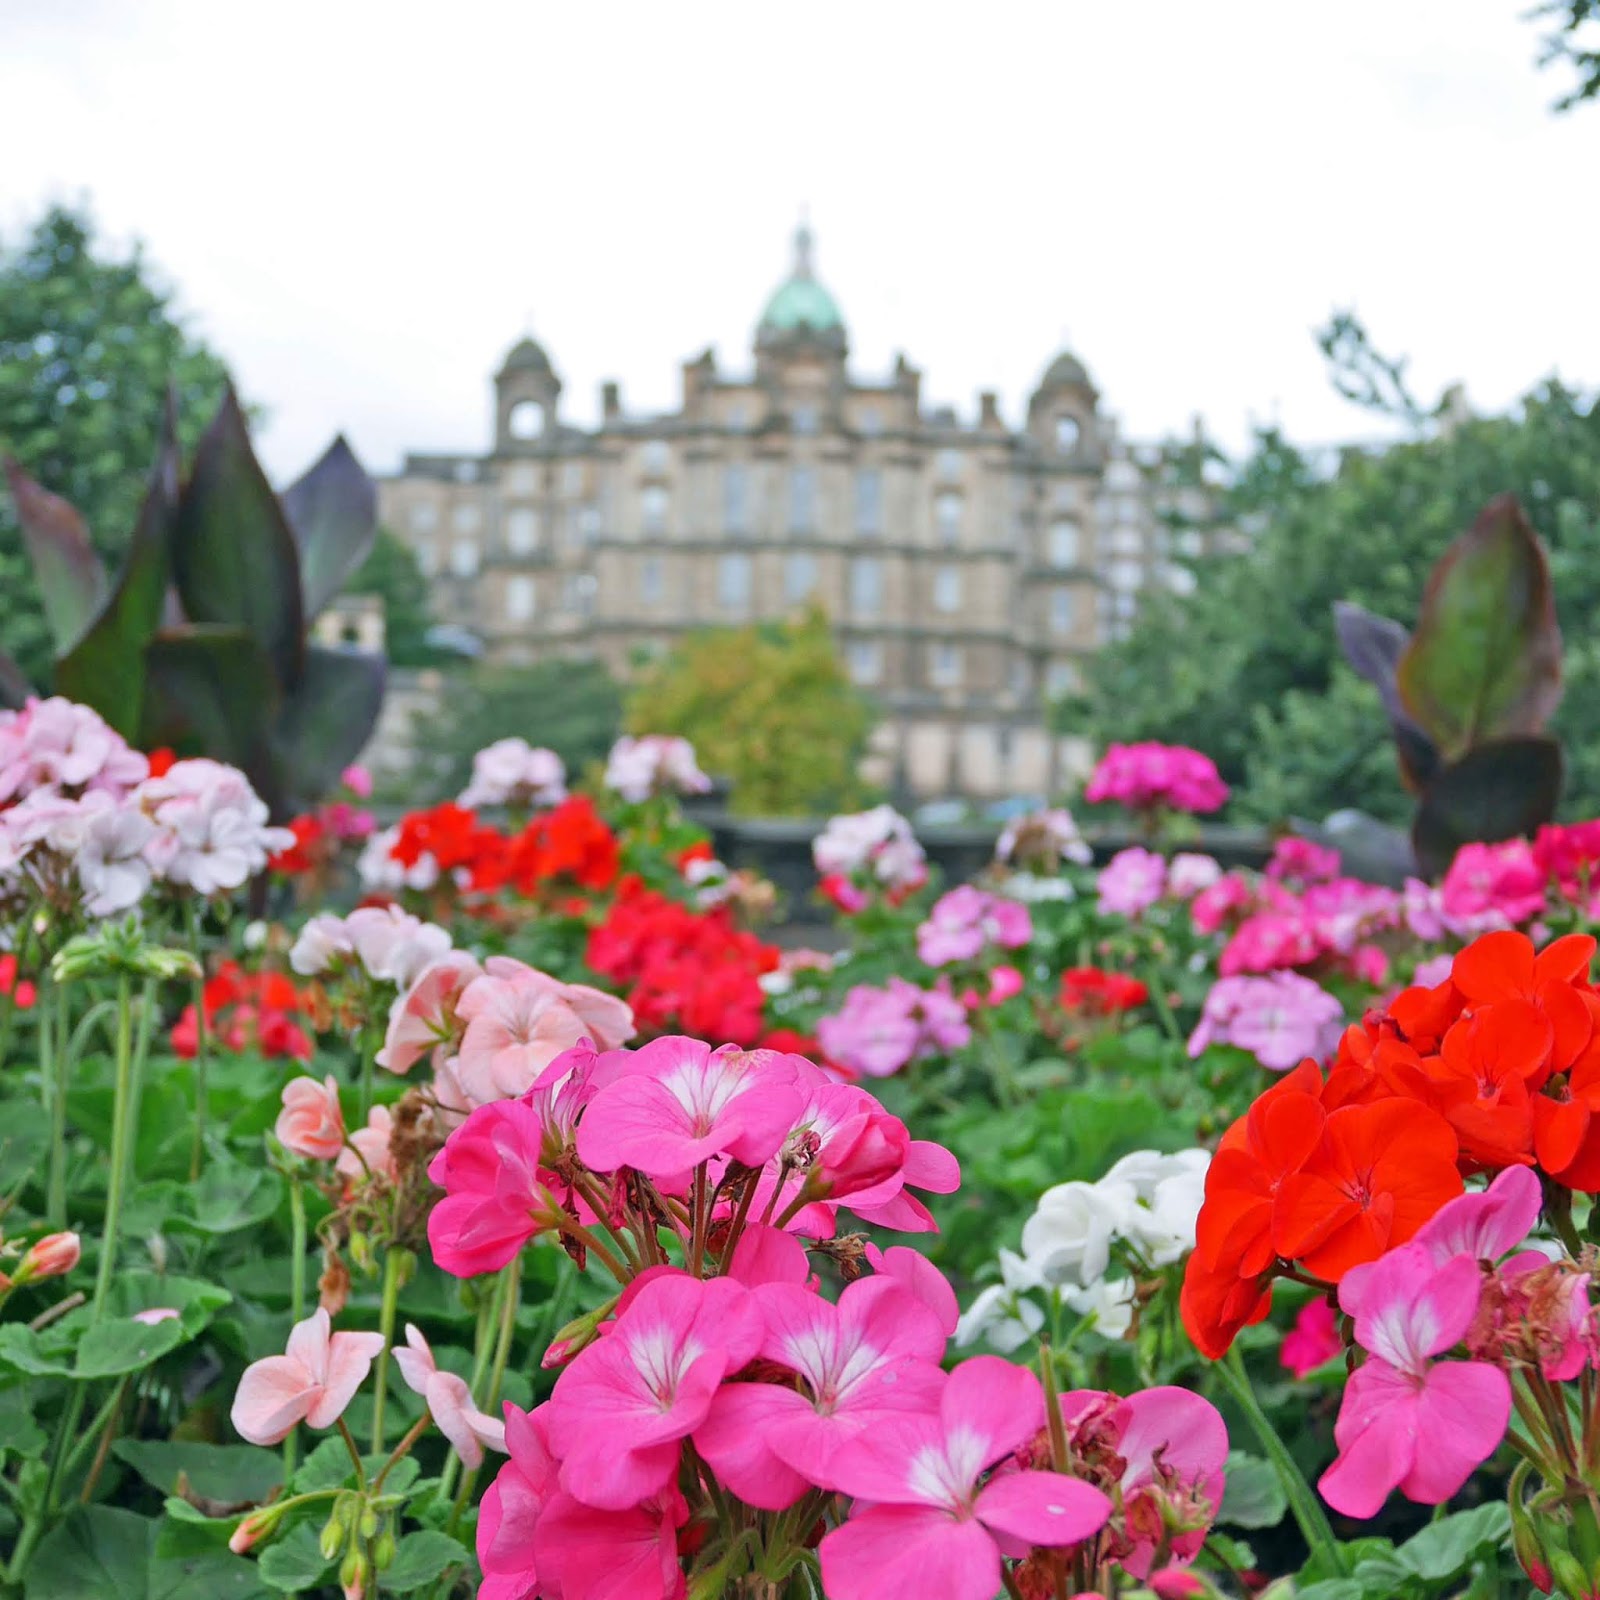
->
74 1314 190 1378
4 456 109 651
290 1436 361 1493
174 1160 285 1236
149 1519 271 1600
1412 735 1564 878
0 1101 53 1193
255 1524 332 1594
0 645 31 707
1217 1451 1288 1530
280 436 377 617
1353 1503 1511 1588
1292 1583 1366 1600
377 1531 471 1592
1396 494 1563 761
115 1440 282 1506
172 388 305 691
0 1388 45 1458
24 1504 154 1600
138 627 281 807
56 393 182 738
273 645 386 810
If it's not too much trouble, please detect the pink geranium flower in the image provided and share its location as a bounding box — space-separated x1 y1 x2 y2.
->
1096 848 1167 918
1439 839 1547 934
534 1488 690 1600
576 1036 802 1177
230 1309 384 1446
1280 1299 1342 1379
377 951 483 1075
820 1357 1112 1600
454 971 591 1105
336 1105 397 1185
482 956 637 1050
694 1277 948 1508
477 1403 560 1600
275 1075 345 1161
1318 1244 1510 1517
915 886 1032 968
392 1323 507 1468
546 1274 763 1509
427 1099 563 1277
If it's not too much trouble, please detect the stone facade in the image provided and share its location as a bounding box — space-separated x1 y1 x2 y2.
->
375 226 1229 801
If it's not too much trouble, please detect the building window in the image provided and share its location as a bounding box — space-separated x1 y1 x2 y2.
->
454 461 479 483
507 463 538 495
1055 415 1079 451
415 542 437 577
1047 660 1081 697
929 643 962 688
936 449 962 483
849 557 882 618
506 576 536 621
508 400 544 440
450 538 479 578
578 504 601 543
723 464 749 535
792 404 818 435
718 553 752 612
1111 525 1142 557
858 407 881 437
789 467 816 534
934 565 961 613
408 501 438 533
855 469 882 536
452 503 481 534
562 574 597 617
642 440 670 475
1048 518 1080 568
640 556 664 606
1111 559 1144 592
505 507 540 557
935 492 962 545
641 486 669 536
1050 588 1075 635
848 640 883 684
1106 460 1141 491
727 402 750 432
784 552 817 604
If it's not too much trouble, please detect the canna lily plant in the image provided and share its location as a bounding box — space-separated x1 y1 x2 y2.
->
3 389 384 818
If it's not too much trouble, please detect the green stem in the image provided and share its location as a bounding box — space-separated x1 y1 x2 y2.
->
91 974 136 1321
370 1248 405 1453
286 1175 308 1478
45 981 68 1226
1144 960 1183 1043
437 1271 505 1506
448 1253 521 1534
1216 1346 1345 1575
187 901 209 1180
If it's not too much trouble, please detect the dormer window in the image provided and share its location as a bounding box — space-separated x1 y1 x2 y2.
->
508 401 545 440
1055 415 1079 451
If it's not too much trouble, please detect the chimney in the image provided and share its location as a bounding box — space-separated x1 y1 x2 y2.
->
601 381 621 422
979 391 1001 429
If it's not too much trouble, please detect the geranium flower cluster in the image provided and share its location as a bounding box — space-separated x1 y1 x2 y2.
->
458 737 568 811
1059 967 1149 1018
172 961 312 1062
915 884 1032 968
0 699 291 924
1187 972 1345 1073
812 804 927 914
959 1151 1209 1350
1084 742 1229 816
1095 848 1221 918
359 794 620 903
406 1034 1226 1600
586 877 782 1048
268 765 376 878
816 976 972 1078
603 735 711 804
995 806 1092 872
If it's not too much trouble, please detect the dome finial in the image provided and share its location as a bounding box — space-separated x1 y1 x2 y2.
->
793 209 814 280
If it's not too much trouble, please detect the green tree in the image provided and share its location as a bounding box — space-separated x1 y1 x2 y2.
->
344 526 443 667
625 609 876 816
1077 381 1600 826
1533 0 1600 109
0 205 233 681
409 657 623 801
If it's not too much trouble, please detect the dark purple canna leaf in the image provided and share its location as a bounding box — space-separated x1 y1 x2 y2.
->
272 645 386 812
280 435 377 617
1332 600 1440 792
1412 735 1564 879
3 459 108 653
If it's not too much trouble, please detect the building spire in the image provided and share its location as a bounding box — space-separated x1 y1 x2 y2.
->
793 209 814 280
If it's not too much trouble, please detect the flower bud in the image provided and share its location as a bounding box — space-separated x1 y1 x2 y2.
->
229 1505 284 1555
372 1530 396 1571
339 1546 368 1595
1550 1549 1593 1600
319 1508 350 1562
358 1504 379 1540
16 1232 80 1283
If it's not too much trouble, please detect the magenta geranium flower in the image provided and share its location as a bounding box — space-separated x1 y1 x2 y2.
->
819 1357 1112 1600
694 1276 948 1508
915 886 1032 968
546 1274 763 1509
1319 1243 1510 1518
533 1487 690 1600
230 1309 384 1447
426 1099 563 1277
477 1403 559 1600
575 1036 803 1177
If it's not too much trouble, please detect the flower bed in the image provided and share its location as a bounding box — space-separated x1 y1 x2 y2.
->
3 712 1599 1599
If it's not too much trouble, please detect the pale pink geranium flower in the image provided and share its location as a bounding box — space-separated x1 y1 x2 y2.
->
0 696 147 802
392 1323 507 1468
915 886 1033 968
132 1307 180 1325
275 1075 346 1161
336 1106 396 1185
454 976 588 1106
820 1357 1113 1600
75 799 157 918
1318 1243 1510 1518
344 905 452 989
546 1274 764 1509
576 1036 802 1177
1187 972 1344 1073
141 758 292 893
377 950 484 1075
695 1277 948 1509
482 956 636 1049
1167 852 1223 898
458 737 567 810
1096 848 1167 917
816 984 922 1078
230 1308 384 1446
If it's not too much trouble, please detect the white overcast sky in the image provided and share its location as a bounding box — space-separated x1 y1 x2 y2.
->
3 0 1596 483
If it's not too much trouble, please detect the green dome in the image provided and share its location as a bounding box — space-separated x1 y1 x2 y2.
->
757 223 846 343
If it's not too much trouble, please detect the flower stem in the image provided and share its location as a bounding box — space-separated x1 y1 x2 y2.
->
286 1175 308 1478
1216 1345 1345 1575
44 980 69 1226
91 974 136 1321
447 1253 521 1535
369 1247 405 1454
186 900 209 1180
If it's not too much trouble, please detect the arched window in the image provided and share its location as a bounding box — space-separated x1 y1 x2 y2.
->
508 400 545 440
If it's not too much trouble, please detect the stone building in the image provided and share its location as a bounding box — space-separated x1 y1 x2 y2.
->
376 226 1226 801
